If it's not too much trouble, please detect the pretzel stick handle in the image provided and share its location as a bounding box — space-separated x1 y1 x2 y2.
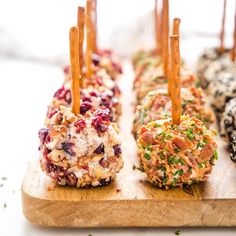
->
170 35 181 125
86 0 93 78
77 7 85 87
231 0 236 61
70 26 81 115
169 18 181 96
162 0 169 79
172 18 181 35
91 0 98 53
219 0 227 53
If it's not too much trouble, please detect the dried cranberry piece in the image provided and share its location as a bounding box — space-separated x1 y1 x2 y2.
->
74 119 86 133
92 53 101 66
91 116 108 133
46 162 64 174
113 144 122 156
100 96 111 108
112 62 122 74
95 108 111 121
64 90 72 103
112 85 121 96
63 66 70 74
38 128 49 144
94 144 105 154
42 147 51 159
48 109 59 119
89 91 97 97
82 165 89 171
80 101 93 115
94 76 103 86
54 87 71 104
82 96 92 103
65 172 78 186
61 142 76 156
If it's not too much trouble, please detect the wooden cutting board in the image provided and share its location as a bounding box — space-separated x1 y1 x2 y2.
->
22 61 236 228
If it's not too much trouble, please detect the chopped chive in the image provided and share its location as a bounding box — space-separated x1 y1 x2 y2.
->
144 153 151 160
174 169 184 176
175 229 181 235
213 150 218 160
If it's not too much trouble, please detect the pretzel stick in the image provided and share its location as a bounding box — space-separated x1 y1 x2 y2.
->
162 0 169 79
77 7 85 87
86 0 93 78
231 0 236 61
172 18 181 35
154 0 158 52
168 18 181 96
91 0 98 53
157 8 162 55
70 26 81 115
171 35 181 125
219 0 227 53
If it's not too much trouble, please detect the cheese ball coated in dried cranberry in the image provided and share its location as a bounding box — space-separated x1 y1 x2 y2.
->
39 106 123 188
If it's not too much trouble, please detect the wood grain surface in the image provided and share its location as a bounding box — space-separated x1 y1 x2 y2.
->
22 61 236 228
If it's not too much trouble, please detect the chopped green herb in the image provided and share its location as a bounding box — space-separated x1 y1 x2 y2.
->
159 152 165 160
203 138 208 143
198 162 204 168
184 128 194 140
175 229 181 235
153 123 161 128
160 166 166 172
2 177 7 181
197 141 205 148
146 145 152 151
162 177 168 184
144 153 151 160
3 203 6 208
174 169 184 176
168 156 176 165
213 150 218 160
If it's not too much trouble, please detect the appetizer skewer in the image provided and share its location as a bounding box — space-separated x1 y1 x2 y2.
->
136 34 218 189
39 26 123 188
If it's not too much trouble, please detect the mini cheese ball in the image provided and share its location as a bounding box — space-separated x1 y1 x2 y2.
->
196 48 236 88
208 72 236 112
132 87 214 137
132 50 162 73
39 106 123 188
137 115 218 189
63 67 121 98
134 65 196 102
92 49 123 80
47 85 121 122
220 98 236 162
63 50 122 82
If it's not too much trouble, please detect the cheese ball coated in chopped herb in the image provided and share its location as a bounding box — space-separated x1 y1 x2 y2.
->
137 115 218 189
132 87 214 137
39 106 123 188
134 65 196 102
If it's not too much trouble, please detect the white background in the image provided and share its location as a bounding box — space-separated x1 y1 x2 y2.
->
0 0 236 235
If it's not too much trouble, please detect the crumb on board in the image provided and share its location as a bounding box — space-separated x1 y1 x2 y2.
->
116 188 121 193
175 229 181 235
